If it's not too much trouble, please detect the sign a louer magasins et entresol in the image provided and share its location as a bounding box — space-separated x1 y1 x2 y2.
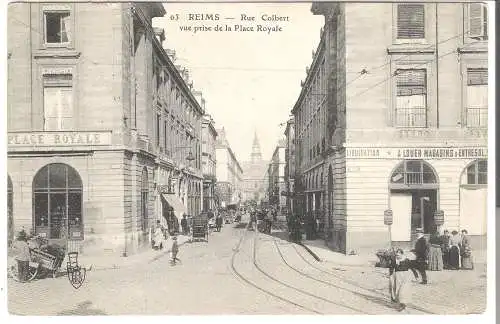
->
346 147 488 159
8 132 112 147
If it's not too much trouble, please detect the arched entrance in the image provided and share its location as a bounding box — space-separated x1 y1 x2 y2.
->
33 163 83 241
7 175 13 245
459 159 487 235
389 160 439 241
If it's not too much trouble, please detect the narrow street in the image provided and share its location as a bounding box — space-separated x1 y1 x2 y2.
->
8 213 486 315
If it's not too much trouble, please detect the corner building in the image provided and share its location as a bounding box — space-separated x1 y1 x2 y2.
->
7 2 205 256
295 2 489 253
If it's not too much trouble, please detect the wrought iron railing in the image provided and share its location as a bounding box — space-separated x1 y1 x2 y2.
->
395 107 427 128
466 107 488 128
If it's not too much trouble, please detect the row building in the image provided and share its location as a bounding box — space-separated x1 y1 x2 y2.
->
7 2 210 256
215 128 244 208
267 140 287 213
289 2 489 253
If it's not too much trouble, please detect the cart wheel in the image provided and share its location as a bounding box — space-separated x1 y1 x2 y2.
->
27 266 38 281
8 260 20 281
8 260 38 282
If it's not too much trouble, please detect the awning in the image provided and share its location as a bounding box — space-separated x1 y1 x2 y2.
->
161 193 187 221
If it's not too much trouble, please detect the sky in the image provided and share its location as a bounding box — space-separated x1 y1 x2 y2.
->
153 3 324 163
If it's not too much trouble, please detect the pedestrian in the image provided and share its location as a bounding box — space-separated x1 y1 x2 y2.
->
428 230 443 271
389 248 412 312
215 214 222 232
440 229 451 269
410 228 428 284
170 236 180 265
448 230 461 270
13 230 31 282
152 220 165 250
181 214 188 235
460 229 474 270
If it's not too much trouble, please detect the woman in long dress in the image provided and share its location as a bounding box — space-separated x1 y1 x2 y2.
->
448 230 461 270
152 220 165 250
389 248 412 312
460 229 474 270
428 232 443 271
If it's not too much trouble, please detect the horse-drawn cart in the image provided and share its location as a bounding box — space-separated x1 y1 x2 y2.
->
191 213 209 242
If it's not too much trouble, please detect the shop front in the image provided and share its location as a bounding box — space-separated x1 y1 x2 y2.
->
7 131 165 256
329 145 488 253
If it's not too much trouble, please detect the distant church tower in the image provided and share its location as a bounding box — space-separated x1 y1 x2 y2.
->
251 132 263 163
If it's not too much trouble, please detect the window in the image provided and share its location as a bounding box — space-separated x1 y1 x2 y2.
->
45 12 71 44
7 175 13 245
468 3 488 41
141 168 149 232
155 114 161 147
164 120 168 155
397 4 425 39
390 160 437 185
33 164 83 240
395 69 427 128
466 68 488 128
466 160 487 185
43 74 74 130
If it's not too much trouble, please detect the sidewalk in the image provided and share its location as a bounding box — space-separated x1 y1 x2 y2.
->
300 239 378 267
77 235 190 271
301 238 488 268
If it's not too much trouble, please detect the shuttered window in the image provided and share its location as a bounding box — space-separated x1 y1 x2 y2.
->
466 68 488 128
469 3 488 40
395 69 427 127
43 74 74 131
397 4 425 39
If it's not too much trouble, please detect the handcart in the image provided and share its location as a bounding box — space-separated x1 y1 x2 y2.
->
191 213 209 242
8 247 64 282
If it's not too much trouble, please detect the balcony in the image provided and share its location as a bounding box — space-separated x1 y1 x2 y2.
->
466 107 488 128
395 107 427 128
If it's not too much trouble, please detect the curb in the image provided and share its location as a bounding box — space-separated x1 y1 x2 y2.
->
298 242 322 262
87 239 190 271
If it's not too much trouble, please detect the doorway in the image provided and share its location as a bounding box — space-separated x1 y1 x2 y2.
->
389 160 439 240
390 189 437 234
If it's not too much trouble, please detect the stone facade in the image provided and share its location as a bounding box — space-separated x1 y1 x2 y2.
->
7 2 205 256
215 128 243 207
290 2 489 253
201 114 218 211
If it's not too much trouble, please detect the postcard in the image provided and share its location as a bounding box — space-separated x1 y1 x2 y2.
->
3 0 495 322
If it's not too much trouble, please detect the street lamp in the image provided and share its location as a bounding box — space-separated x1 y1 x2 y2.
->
420 196 430 231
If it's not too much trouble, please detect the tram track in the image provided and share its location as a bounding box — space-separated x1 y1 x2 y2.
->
269 223 436 315
252 230 368 314
229 224 321 314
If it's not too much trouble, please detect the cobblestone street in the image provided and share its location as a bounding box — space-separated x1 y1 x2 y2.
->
7 216 486 315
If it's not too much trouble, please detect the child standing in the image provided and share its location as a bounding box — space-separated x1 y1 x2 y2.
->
170 236 179 265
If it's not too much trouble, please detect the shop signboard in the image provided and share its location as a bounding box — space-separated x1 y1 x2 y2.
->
345 146 487 159
7 131 113 148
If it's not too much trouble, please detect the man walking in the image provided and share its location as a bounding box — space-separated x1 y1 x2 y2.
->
411 228 429 284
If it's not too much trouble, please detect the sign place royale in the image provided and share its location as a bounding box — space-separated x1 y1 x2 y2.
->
7 131 112 147
346 147 488 159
